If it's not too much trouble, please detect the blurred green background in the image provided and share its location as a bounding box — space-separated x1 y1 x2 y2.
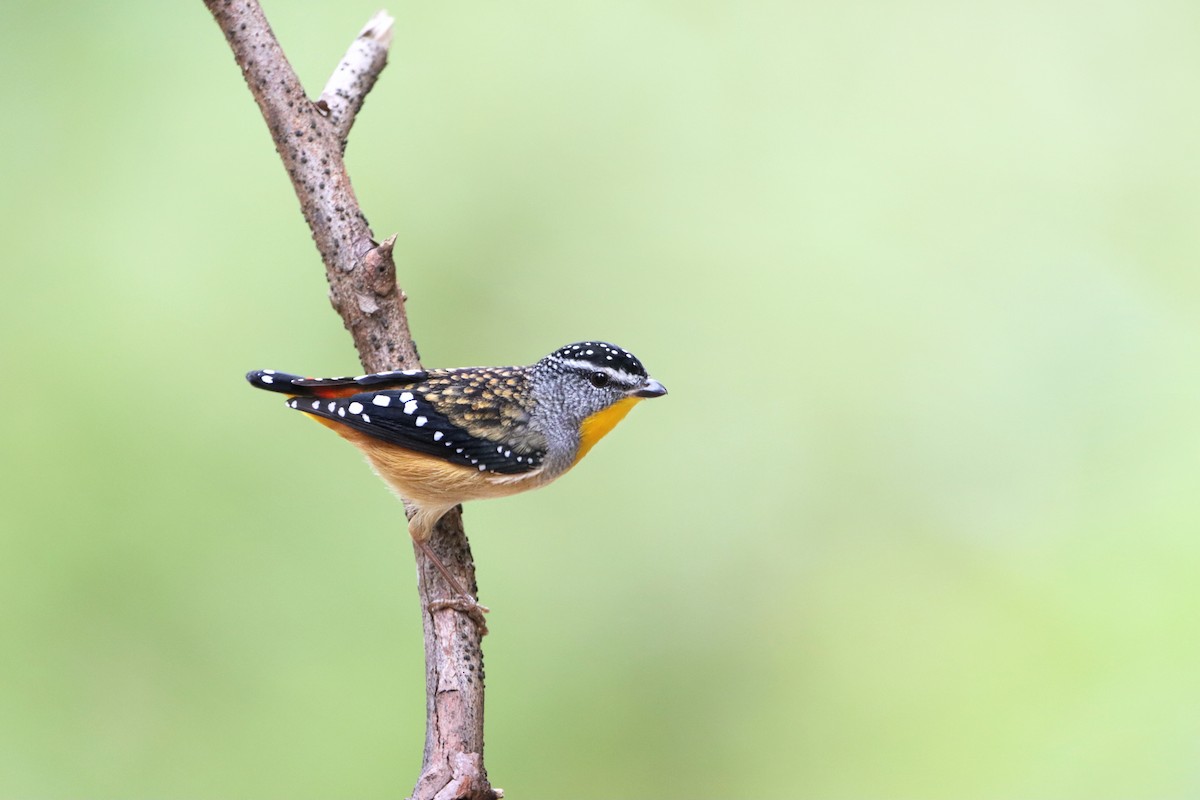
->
2 0 1199 797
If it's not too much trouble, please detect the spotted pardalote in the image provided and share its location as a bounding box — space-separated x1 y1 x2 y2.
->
247 341 666 619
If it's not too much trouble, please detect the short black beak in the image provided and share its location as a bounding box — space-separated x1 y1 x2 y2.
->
635 377 667 398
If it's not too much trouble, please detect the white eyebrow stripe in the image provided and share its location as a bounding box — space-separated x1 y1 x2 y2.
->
558 360 639 384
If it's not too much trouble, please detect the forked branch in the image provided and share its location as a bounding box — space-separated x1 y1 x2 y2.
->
203 3 498 798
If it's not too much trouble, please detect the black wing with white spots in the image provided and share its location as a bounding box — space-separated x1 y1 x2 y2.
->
286 374 548 475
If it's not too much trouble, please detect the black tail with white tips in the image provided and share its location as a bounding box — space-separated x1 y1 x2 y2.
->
246 368 431 398
246 370 310 394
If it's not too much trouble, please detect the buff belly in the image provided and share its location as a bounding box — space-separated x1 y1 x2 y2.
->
314 419 547 508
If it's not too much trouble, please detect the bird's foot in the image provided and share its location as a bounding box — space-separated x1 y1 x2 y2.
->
428 594 490 635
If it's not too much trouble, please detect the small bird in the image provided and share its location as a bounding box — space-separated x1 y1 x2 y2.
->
247 341 666 619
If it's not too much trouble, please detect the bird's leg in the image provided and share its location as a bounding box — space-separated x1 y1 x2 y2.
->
415 537 489 611
406 506 489 632
417 538 490 634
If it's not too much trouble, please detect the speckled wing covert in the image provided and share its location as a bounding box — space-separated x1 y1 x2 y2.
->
247 368 547 475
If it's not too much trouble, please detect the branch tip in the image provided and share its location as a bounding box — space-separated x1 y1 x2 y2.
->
319 9 395 140
360 10 396 47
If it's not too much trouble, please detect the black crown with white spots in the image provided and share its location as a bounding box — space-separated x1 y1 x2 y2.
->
550 342 647 377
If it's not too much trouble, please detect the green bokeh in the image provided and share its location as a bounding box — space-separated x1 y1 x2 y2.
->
3 1 1199 797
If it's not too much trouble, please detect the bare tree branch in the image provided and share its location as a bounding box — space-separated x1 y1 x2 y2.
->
204 3 497 798
319 10 395 142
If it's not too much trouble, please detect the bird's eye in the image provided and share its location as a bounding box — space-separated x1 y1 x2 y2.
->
588 371 610 388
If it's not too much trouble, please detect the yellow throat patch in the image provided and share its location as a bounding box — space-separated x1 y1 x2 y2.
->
574 397 641 465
